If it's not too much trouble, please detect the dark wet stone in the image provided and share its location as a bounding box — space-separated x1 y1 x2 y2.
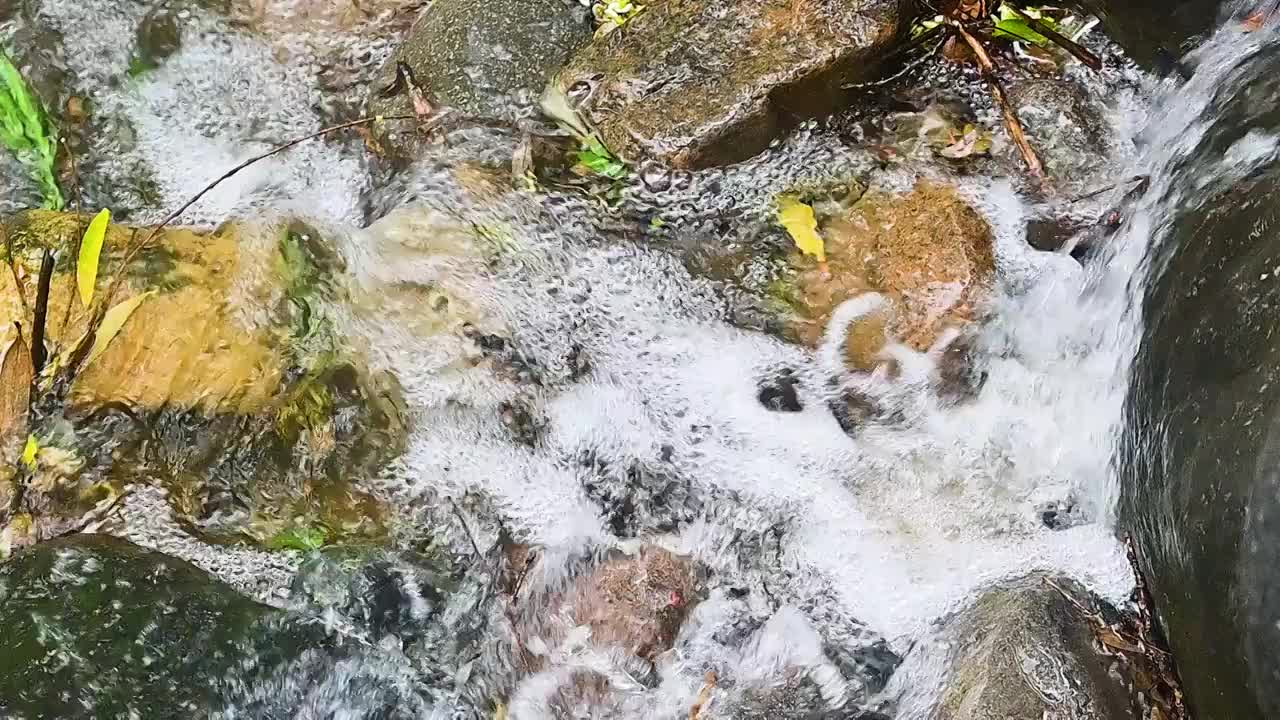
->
1025 216 1091 253
550 0 905 168
935 575 1136 720
1120 45 1280 720
367 0 593 158
291 545 455 643
0 535 428 719
1076 0 1227 69
758 369 804 412
933 333 988 405
132 6 183 74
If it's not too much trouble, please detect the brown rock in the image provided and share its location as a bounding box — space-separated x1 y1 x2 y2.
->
936 575 1138 720
783 182 996 371
550 0 905 169
570 546 699 659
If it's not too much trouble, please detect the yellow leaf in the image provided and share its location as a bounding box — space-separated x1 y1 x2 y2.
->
777 196 825 262
77 208 111 307
85 291 153 367
21 434 38 469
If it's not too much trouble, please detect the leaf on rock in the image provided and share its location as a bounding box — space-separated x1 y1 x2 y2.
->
21 433 38 469
0 334 32 441
940 124 993 159
77 208 111 307
85 291 153 367
777 196 826 262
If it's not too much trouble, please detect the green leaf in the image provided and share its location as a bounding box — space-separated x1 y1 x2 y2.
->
78 209 111 307
85 291 153 367
269 525 328 552
994 6 1056 46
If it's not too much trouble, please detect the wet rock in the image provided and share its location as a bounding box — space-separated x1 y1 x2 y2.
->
0 534 428 718
1008 78 1108 178
367 0 593 157
757 368 804 412
778 182 996 370
935 575 1136 720
569 546 700 659
0 211 406 547
290 545 455 642
1076 0 1226 70
550 0 906 169
1120 56 1280 718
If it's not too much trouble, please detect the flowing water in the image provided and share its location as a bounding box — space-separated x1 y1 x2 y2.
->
3 0 1276 717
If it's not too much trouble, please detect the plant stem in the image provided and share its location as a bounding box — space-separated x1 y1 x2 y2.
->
952 21 1045 182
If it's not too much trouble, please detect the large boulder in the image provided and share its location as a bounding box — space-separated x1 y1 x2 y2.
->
548 0 906 169
0 211 406 548
1075 1 1227 69
0 534 428 718
934 575 1136 720
1119 44 1280 720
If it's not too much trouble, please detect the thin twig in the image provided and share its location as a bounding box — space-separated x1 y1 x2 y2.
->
952 21 1045 181
57 138 85 343
1005 4 1102 71
843 32 949 90
448 497 488 568
100 113 415 310
4 242 29 321
509 549 537 601
1071 175 1149 203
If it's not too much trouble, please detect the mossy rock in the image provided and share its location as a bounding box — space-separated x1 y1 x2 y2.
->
935 575 1136 720
0 211 407 548
549 0 905 169
0 534 428 718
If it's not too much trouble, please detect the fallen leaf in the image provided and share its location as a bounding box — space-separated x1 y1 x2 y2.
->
77 208 111 307
21 433 38 469
1097 627 1143 654
85 291 153 367
0 335 32 441
940 124 993 159
777 196 826 262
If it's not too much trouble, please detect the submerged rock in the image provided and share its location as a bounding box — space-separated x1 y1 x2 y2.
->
935 575 1136 720
776 181 996 372
0 211 406 548
550 0 905 168
0 534 429 718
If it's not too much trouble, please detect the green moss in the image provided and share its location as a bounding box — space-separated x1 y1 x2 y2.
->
275 373 335 442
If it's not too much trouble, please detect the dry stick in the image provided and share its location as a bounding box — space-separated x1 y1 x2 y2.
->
30 250 54 374
952 21 1045 181
1004 4 1102 71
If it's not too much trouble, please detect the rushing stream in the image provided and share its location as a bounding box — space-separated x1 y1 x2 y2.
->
1 0 1276 717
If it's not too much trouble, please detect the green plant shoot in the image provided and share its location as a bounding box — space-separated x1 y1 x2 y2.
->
0 52 63 210
576 135 627 180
